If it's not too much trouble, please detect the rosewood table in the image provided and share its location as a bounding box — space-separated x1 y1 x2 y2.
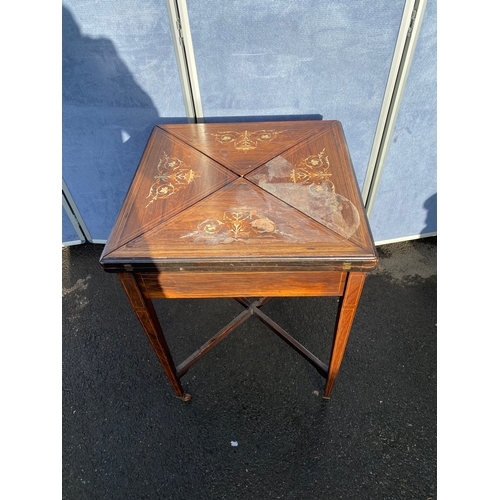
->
100 120 378 401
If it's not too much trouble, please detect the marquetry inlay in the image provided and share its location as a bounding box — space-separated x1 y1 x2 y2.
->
207 129 286 152
146 152 200 207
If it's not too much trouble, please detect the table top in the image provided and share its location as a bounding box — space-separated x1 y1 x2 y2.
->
100 120 378 273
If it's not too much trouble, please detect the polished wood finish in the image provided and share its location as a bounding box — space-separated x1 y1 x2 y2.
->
137 270 347 298
176 307 253 378
101 121 377 272
323 272 367 399
117 272 190 401
101 120 378 401
159 121 325 176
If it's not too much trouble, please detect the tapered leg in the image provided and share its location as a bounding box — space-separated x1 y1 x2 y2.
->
118 272 190 401
323 272 366 399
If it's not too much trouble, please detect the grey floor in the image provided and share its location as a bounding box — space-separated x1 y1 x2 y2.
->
62 237 436 499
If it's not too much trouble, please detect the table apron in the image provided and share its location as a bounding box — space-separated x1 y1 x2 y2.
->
136 270 348 298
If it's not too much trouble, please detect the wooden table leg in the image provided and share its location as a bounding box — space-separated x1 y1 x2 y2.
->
117 273 190 401
323 272 366 399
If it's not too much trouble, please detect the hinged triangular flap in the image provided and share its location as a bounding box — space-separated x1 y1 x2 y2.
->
157 121 333 176
105 178 369 263
101 126 238 258
245 124 374 252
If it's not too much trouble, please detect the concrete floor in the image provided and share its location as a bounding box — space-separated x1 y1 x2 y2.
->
62 237 436 499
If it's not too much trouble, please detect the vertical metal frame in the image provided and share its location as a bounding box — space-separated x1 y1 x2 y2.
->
362 0 428 218
165 0 204 123
62 178 92 245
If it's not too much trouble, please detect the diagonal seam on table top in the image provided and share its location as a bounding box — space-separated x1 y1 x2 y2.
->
100 127 239 259
243 124 373 253
102 123 326 259
101 121 375 263
101 177 371 263
240 175 372 255
157 120 334 177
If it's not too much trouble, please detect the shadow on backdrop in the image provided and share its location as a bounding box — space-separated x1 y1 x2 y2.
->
62 5 186 241
422 193 437 235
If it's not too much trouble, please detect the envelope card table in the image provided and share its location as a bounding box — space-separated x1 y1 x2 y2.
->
100 120 378 401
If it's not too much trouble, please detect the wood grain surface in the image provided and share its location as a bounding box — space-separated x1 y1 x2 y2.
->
101 120 378 273
137 270 347 299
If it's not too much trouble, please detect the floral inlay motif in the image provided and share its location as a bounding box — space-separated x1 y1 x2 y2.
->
146 152 200 207
181 207 290 244
207 129 286 152
290 148 334 191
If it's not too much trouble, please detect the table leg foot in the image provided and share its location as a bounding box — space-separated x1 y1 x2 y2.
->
324 272 366 399
118 272 186 399
177 393 192 402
